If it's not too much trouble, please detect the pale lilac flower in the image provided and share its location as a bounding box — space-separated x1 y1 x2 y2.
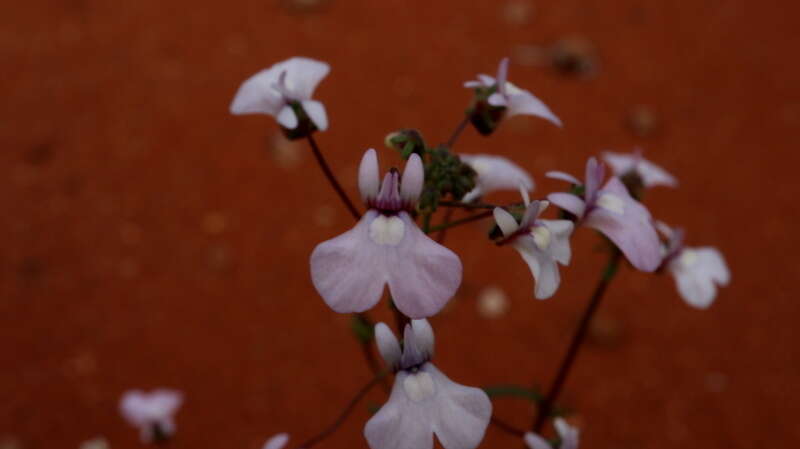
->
310 150 462 319
524 418 580 449
366 320 492 449
493 188 573 299
230 57 329 131
119 389 183 443
546 157 661 272
262 433 290 449
459 153 534 202
464 57 561 126
602 149 678 188
657 222 730 309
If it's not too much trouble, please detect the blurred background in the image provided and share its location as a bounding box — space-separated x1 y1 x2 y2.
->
2 0 798 448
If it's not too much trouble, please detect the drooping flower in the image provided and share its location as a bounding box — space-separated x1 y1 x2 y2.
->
262 433 290 449
119 389 183 443
365 320 492 449
464 57 561 134
657 221 730 309
230 57 329 134
524 418 580 449
310 150 462 319
459 153 534 203
602 149 678 189
546 157 661 272
493 188 573 299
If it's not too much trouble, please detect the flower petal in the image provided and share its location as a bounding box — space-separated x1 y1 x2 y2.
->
584 177 661 272
554 418 580 449
229 67 286 116
539 219 574 265
547 192 586 217
359 149 381 202
477 74 496 86
496 57 510 95
401 153 424 203
365 371 435 449
411 319 435 358
669 247 729 308
506 91 562 127
310 210 388 313
514 239 561 299
584 157 605 203
545 171 581 185
276 105 298 129
301 99 328 131
463 80 483 89
460 154 535 200
263 433 290 449
487 92 507 107
427 364 492 449
523 432 553 449
278 57 330 100
375 322 401 367
386 213 462 318
493 207 520 237
603 150 678 188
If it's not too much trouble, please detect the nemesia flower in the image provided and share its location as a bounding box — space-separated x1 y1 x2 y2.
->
119 389 183 443
524 418 580 449
230 57 329 132
602 149 678 188
493 188 573 299
459 153 534 203
365 320 492 449
657 221 730 309
546 157 661 272
310 150 462 319
464 57 562 126
262 433 290 449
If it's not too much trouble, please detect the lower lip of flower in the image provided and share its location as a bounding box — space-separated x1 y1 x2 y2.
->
369 215 405 246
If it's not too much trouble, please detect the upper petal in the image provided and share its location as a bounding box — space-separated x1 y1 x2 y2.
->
427 364 492 449
278 57 330 100
603 151 678 188
523 432 553 449
584 178 661 272
515 239 561 299
669 247 729 308
554 418 580 449
359 149 381 202
505 90 562 127
263 433 290 449
229 67 286 116
545 171 581 185
310 211 388 313
493 207 520 237
364 371 435 449
487 92 508 107
401 153 424 204
301 99 328 131
375 322 401 368
547 192 586 218
584 157 605 203
276 105 299 129
496 57 510 95
386 213 462 319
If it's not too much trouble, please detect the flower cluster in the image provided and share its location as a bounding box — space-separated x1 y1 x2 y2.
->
116 55 731 449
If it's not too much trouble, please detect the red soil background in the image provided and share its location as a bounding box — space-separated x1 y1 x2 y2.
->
2 0 798 448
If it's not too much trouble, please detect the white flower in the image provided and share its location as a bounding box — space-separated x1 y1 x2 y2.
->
464 57 561 126
230 57 329 131
459 153 534 202
119 389 183 443
366 320 492 449
657 222 730 308
602 150 677 188
524 418 580 449
494 188 574 299
262 433 290 449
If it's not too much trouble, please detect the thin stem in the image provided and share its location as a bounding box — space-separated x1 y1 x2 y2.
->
297 371 388 449
306 134 361 221
426 210 494 233
490 416 526 437
435 208 454 243
446 114 471 148
533 249 622 432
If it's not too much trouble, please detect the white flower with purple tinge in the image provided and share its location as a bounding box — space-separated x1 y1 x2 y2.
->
262 433 290 449
657 222 730 309
230 57 329 131
524 418 580 449
602 149 678 188
119 389 183 443
310 150 462 319
459 153 534 203
493 190 573 299
546 157 661 272
464 57 561 126
365 320 492 449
